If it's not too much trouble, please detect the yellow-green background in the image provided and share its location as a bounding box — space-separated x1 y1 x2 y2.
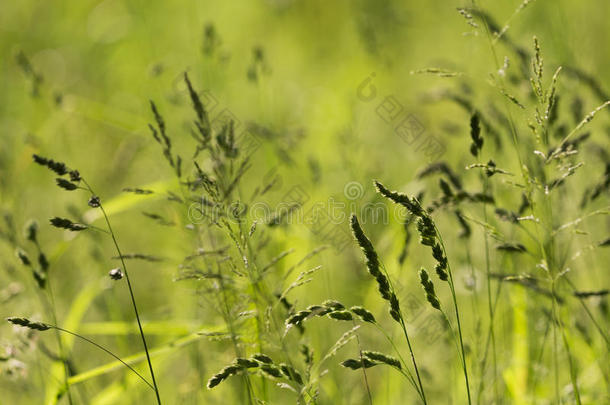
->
1 0 609 404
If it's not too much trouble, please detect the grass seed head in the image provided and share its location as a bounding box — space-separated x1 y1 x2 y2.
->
207 365 240 389
350 306 376 323
69 170 81 182
260 364 282 378
374 180 424 216
417 216 436 246
279 363 303 384
38 253 49 272
55 178 78 191
32 154 68 176
307 305 332 316
350 214 393 301
252 353 273 364
341 358 377 370
286 310 312 326
7 317 50 331
362 351 401 369
49 217 87 232
184 72 209 127
235 358 259 368
496 242 527 253
322 300 345 311
24 220 38 243
15 248 30 266
88 196 101 208
419 269 441 310
328 310 353 321
469 113 483 157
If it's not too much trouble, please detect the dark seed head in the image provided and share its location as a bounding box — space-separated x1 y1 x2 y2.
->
435 262 448 281
15 248 31 266
350 306 376 323
24 220 38 243
260 364 282 378
88 196 101 208
32 154 68 176
322 300 345 311
7 317 50 331
56 178 78 191
235 358 259 368
362 351 401 369
420 269 441 310
252 353 273 364
341 358 377 370
328 310 353 321
38 253 49 272
49 217 87 232
69 170 81 182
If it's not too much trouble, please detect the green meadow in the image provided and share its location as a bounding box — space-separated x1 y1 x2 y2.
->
1 1 609 404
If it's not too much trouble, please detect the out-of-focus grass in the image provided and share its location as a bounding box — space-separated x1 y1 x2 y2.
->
1 1 609 404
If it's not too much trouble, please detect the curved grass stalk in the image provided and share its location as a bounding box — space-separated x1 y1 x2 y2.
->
49 325 155 390
67 327 214 386
82 179 162 405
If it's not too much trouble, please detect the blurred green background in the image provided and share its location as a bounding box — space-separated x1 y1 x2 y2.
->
1 0 609 404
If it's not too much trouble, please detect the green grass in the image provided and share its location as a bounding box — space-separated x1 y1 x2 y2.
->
1 1 610 404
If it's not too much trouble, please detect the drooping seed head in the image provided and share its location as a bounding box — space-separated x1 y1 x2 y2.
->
362 351 401 369
328 310 353 321
279 363 303 384
235 358 259 368
350 306 376 323
341 358 377 370
374 180 424 217
252 353 273 364
307 305 332 316
286 310 312 326
322 300 345 311
260 364 282 378
55 178 78 191
49 217 87 232
32 154 68 176
7 317 50 331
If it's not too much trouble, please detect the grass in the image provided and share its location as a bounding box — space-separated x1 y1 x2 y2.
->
1 1 610 404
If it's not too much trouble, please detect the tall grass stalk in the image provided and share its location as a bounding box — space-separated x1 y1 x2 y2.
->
81 179 162 405
432 226 472 405
350 214 428 404
473 4 596 400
